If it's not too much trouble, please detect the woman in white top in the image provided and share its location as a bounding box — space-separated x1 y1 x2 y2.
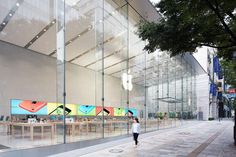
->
132 117 140 146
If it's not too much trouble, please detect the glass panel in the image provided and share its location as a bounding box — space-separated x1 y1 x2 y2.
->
95 0 104 139
56 0 66 144
103 0 128 138
182 59 188 119
0 0 58 149
175 56 183 126
168 57 177 128
187 64 192 119
64 0 104 142
90 0 131 139
127 5 146 134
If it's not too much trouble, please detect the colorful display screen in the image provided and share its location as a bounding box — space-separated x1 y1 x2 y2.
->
114 107 125 116
11 99 47 115
11 99 137 117
125 108 137 117
47 103 77 115
78 105 96 116
96 106 114 116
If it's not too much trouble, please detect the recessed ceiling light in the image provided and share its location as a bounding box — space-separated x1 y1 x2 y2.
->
36 36 39 38
9 13 12 17
99 20 103 23
52 21 55 24
78 34 80 37
43 29 46 31
2 22 6 25
16 3 20 7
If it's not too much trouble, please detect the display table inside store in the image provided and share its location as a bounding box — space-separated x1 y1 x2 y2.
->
53 121 89 137
88 120 128 133
2 120 131 141
11 122 54 140
0 121 12 134
52 120 129 137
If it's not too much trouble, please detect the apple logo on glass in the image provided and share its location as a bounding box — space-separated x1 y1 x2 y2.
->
122 70 133 91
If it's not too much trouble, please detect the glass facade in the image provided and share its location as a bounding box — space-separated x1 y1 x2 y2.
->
0 0 197 151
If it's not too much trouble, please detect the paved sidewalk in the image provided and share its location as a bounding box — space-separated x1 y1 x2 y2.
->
50 120 235 157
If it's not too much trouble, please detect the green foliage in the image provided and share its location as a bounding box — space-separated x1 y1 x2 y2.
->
208 117 215 121
181 112 194 119
220 59 236 88
168 112 176 118
182 112 188 119
176 112 181 118
138 0 236 60
157 112 163 119
232 99 236 109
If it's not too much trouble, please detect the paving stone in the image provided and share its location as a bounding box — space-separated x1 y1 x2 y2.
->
49 120 235 157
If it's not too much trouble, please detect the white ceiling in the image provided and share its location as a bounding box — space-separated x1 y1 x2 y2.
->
0 0 201 87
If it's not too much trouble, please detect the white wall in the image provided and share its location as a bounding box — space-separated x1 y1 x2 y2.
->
193 46 208 72
0 41 144 116
0 41 57 116
196 74 209 120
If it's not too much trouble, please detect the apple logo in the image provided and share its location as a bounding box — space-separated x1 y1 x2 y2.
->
122 70 133 91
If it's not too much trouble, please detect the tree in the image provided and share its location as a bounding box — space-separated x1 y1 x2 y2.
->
221 59 236 88
138 0 236 60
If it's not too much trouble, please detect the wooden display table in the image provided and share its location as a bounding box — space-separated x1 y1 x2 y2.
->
53 121 90 136
11 122 54 140
0 121 12 134
53 120 129 136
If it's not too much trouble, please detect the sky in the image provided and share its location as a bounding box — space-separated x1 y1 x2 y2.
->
149 0 208 71
150 0 161 4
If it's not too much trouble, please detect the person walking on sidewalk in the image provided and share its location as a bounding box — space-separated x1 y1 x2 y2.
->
132 117 140 147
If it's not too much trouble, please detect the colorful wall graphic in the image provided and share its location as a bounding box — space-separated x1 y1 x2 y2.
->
11 99 137 117
77 105 96 116
114 107 125 116
11 99 47 115
96 106 114 116
125 108 137 117
47 103 77 115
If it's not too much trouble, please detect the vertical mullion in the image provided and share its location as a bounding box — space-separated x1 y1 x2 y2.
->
56 0 66 144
